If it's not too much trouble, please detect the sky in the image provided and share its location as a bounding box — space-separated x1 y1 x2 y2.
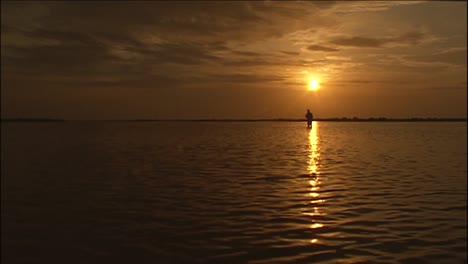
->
1 1 467 120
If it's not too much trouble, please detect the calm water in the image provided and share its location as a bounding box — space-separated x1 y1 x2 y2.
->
1 121 466 263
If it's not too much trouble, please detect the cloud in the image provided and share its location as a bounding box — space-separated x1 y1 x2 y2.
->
306 44 339 52
330 36 384 48
2 43 113 75
221 59 274 67
1 2 333 78
141 42 222 65
40 2 326 42
329 30 429 48
232 51 264 57
329 1 425 14
403 48 467 66
281 51 300 56
330 79 412 85
203 73 286 84
1 1 50 31
422 85 467 91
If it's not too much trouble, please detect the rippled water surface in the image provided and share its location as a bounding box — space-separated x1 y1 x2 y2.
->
2 121 467 263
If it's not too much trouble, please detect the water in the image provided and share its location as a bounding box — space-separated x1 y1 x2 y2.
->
1 121 466 263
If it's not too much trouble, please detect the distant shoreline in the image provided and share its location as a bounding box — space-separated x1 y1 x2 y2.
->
1 118 66 122
1 118 467 122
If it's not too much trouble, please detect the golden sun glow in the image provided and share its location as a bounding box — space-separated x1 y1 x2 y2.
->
308 77 320 91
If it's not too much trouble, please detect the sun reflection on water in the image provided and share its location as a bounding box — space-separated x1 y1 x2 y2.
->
306 121 323 242
307 122 320 177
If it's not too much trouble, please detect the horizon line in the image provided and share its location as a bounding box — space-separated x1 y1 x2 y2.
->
1 117 467 122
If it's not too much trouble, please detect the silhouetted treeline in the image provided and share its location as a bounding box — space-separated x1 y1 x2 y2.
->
311 117 467 122
1 118 65 122
132 118 467 122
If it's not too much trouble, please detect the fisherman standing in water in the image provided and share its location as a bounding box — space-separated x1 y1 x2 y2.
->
305 109 313 128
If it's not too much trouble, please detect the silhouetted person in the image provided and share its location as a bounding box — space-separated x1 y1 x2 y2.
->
305 109 313 128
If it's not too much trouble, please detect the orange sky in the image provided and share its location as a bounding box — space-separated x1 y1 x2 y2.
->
1 1 466 119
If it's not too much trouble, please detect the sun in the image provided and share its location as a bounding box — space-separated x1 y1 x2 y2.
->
308 78 320 91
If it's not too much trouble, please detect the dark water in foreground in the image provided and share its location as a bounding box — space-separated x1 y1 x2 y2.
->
1 121 466 263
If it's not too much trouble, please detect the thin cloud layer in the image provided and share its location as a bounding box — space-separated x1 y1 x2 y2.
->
307 45 340 52
329 31 429 48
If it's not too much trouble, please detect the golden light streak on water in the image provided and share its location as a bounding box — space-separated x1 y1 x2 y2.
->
310 223 324 229
307 121 320 177
306 121 324 240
